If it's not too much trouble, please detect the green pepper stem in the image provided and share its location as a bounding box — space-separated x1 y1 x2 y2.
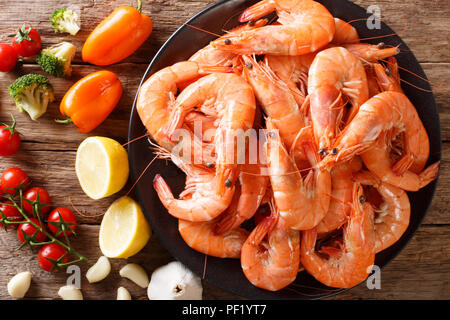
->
55 115 73 125
137 0 142 13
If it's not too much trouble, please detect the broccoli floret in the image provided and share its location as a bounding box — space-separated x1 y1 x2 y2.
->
8 74 55 121
36 42 76 78
50 8 80 36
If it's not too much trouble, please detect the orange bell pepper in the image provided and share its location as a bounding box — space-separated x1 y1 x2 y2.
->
58 70 123 133
82 0 153 66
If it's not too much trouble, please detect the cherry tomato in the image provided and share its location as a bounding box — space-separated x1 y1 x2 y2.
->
38 243 69 272
10 25 41 57
0 201 22 230
0 168 30 195
22 187 51 217
0 44 18 72
0 115 21 156
17 218 47 244
47 207 77 237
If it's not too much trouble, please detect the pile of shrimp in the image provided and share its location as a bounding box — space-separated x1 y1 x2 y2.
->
136 0 440 292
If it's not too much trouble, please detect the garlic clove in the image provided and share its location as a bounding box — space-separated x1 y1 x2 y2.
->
58 285 83 300
86 256 111 283
119 263 149 288
117 286 132 300
147 261 203 300
7 271 32 299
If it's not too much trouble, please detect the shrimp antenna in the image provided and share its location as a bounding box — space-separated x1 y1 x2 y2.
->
379 58 443 92
284 285 341 296
184 23 222 38
122 132 150 147
68 197 106 218
202 254 208 279
221 9 247 33
346 15 409 42
125 151 159 197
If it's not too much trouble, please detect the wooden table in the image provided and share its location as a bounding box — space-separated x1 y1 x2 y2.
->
0 0 448 300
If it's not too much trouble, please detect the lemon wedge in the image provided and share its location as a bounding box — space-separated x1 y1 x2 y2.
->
99 196 151 258
76 136 129 200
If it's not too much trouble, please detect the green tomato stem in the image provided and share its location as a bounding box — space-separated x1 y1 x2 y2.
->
4 194 89 263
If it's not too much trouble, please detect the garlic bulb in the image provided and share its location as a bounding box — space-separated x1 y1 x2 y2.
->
147 261 202 300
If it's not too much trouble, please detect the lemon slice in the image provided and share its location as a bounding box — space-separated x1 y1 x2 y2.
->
76 136 129 200
99 196 151 258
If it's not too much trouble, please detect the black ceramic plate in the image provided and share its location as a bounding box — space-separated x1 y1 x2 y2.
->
128 0 441 299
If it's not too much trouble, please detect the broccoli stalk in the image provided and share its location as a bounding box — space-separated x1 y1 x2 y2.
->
8 74 55 121
37 42 76 78
50 9 80 36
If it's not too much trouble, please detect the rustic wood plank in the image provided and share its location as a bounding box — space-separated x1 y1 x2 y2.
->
0 224 447 300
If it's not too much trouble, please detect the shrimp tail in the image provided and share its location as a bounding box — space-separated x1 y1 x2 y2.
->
153 174 176 207
215 212 241 235
418 161 440 189
198 65 235 74
247 213 278 246
392 153 415 176
239 0 275 23
301 227 317 256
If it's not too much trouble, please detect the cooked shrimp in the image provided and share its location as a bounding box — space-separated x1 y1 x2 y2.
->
266 119 331 230
211 0 335 56
373 57 403 93
366 65 382 98
372 58 429 174
178 185 250 258
263 44 395 114
308 46 369 151
153 148 235 222
136 61 230 164
189 19 268 67
343 43 399 65
320 91 439 191
184 111 218 143
332 18 359 44
165 72 256 194
241 203 300 291
301 183 376 289
242 55 308 160
265 53 316 105
317 157 363 234
361 138 439 192
179 219 249 258
354 171 410 253
215 162 269 234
